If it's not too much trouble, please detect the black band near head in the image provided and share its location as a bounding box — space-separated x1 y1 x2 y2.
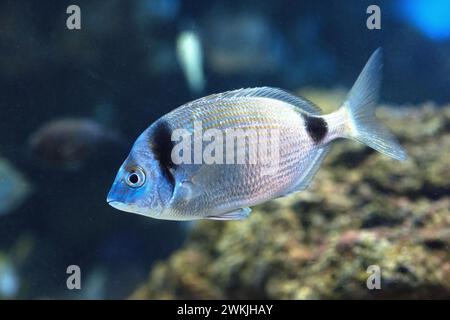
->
150 120 176 189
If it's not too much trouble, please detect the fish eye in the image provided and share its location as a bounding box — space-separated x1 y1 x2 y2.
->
125 167 146 188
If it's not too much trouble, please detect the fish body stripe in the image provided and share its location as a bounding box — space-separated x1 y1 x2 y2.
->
150 120 176 190
303 114 328 144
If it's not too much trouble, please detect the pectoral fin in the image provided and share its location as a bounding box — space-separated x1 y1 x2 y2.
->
172 180 198 202
206 207 252 220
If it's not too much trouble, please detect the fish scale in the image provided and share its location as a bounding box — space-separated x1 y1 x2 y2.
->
160 96 317 219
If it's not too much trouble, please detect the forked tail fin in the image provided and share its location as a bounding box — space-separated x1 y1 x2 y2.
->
341 48 407 161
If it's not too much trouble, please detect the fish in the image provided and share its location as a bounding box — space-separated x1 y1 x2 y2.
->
107 48 407 221
203 13 284 75
0 237 33 299
0 254 19 299
0 157 31 216
176 30 206 94
28 118 122 170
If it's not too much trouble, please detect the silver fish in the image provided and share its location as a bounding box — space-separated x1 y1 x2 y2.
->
0 157 31 216
29 118 122 170
176 30 206 94
107 48 407 221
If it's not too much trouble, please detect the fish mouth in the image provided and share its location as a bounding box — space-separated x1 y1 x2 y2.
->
106 196 116 204
106 191 155 217
107 199 122 209
107 198 141 215
106 194 124 209
106 187 123 207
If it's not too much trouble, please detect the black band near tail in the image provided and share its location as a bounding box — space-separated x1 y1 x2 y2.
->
303 115 328 144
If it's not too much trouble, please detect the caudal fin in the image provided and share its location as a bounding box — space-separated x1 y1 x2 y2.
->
342 48 408 161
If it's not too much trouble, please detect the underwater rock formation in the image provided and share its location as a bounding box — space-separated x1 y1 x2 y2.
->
131 100 450 299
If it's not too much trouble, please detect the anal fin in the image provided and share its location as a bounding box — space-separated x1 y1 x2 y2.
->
206 207 252 220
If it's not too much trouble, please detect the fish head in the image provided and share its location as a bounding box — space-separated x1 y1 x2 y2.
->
106 137 173 218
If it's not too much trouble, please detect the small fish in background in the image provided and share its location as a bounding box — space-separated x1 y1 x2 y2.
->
107 48 408 221
0 254 19 299
0 157 31 216
202 13 284 75
0 237 33 299
176 30 206 94
28 118 122 170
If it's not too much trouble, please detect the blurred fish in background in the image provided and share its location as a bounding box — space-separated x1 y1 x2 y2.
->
28 118 123 170
0 158 31 216
0 254 19 299
176 30 206 94
202 13 285 76
0 237 33 299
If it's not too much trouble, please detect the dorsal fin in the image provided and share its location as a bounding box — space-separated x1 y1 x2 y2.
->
195 87 322 115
